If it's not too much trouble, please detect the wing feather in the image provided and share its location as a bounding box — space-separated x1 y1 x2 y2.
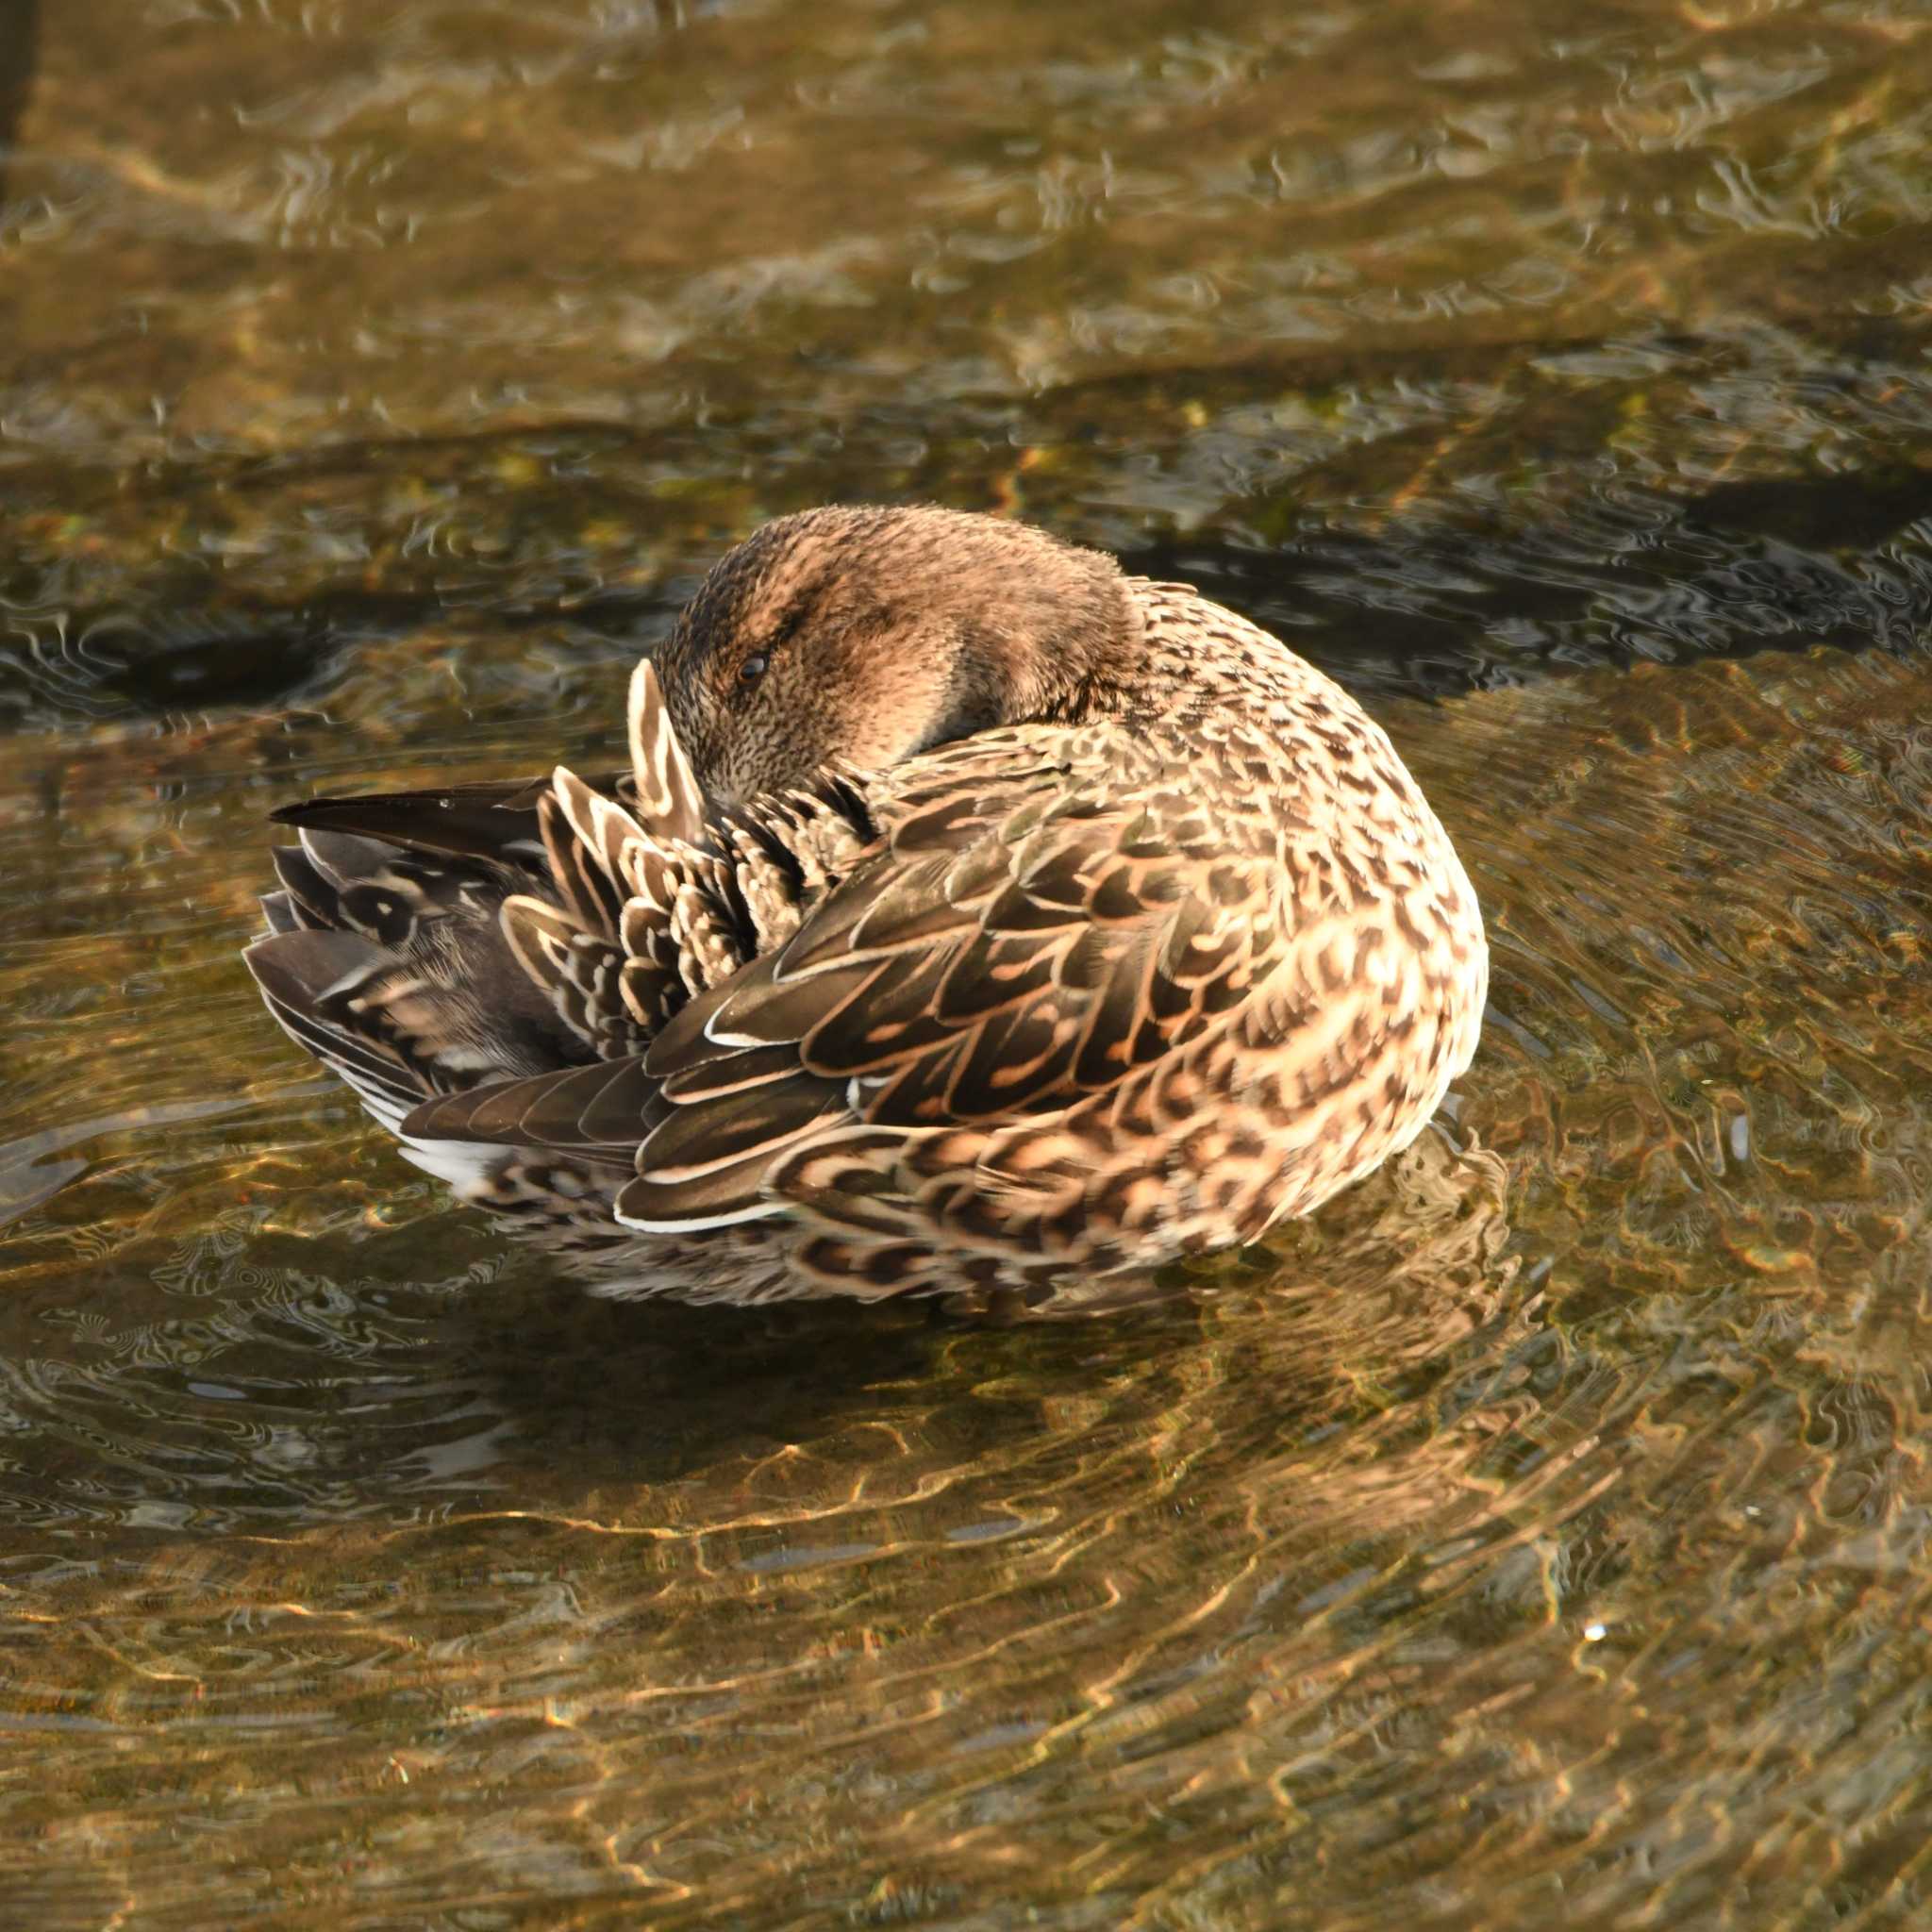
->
627 658 706 844
360 723 1285 1243
631 735 1285 1224
402 1057 656 1157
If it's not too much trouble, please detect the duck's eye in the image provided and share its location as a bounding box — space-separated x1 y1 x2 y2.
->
739 653 769 685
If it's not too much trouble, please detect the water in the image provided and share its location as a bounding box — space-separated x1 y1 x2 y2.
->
3 2 1932 1924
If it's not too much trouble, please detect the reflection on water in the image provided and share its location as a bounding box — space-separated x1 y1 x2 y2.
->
3 0 1932 1924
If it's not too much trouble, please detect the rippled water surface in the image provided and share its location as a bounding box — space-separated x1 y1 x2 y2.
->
4 2 1932 1924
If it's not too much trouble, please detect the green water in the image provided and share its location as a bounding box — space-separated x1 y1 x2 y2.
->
3 2 1932 1924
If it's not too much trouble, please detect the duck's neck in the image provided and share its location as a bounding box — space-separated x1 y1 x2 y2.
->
996 572 1156 728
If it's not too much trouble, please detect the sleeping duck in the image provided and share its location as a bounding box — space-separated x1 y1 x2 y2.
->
246 506 1487 1307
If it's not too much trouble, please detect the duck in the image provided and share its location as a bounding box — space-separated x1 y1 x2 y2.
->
245 505 1488 1309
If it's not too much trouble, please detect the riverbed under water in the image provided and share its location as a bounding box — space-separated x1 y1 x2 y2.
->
3 2 1932 1925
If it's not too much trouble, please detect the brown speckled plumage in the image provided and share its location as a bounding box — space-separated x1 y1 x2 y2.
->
246 506 1487 1308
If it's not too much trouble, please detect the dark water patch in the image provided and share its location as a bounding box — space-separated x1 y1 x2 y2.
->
1135 460 1932 698
0 596 414 722
10 343 1932 724
0 1207 965 1542
0 1 35 184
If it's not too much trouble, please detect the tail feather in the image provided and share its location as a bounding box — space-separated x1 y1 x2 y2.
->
248 941 514 1192
248 829 597 1122
245 929 438 1127
244 893 593 1207
247 689 867 1256
259 889 304 937
298 825 406 890
270 841 338 927
247 789 659 1237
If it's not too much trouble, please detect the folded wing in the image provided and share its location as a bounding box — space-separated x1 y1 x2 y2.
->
616 729 1287 1231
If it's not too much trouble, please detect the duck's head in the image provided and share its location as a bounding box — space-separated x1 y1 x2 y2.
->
651 505 1136 805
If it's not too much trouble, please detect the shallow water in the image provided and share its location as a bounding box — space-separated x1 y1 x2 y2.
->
3 2 1932 1925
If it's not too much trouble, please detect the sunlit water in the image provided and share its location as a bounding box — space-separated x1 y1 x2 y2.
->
3 3 1932 1925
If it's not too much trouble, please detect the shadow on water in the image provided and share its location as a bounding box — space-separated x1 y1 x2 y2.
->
0 1124 1519 1537
1126 454 1932 699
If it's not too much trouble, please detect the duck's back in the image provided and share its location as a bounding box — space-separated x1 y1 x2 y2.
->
582 582 1489 1295
248 577 1486 1307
